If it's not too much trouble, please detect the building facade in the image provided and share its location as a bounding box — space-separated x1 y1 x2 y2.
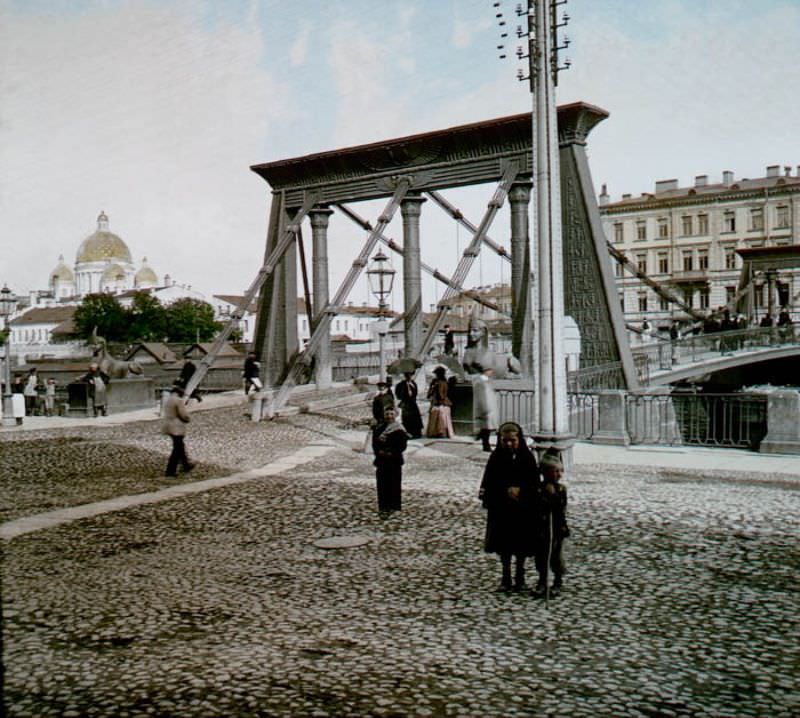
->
599 165 800 330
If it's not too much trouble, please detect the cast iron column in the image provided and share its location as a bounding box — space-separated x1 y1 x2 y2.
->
531 0 573 457
401 194 426 357
509 182 533 377
309 207 334 388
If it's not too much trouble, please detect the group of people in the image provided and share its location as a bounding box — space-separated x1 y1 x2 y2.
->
5 369 61 422
479 423 569 597
370 401 570 596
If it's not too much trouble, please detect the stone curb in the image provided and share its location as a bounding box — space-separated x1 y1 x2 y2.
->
0 440 340 541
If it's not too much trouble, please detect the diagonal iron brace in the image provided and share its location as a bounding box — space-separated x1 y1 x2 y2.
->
182 191 320 401
413 162 521 362
334 203 508 317
264 180 412 418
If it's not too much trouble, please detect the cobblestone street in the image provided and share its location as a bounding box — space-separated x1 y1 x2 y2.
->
2 401 799 717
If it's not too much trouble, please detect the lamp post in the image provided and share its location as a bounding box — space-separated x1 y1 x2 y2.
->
367 250 396 382
1 284 16 428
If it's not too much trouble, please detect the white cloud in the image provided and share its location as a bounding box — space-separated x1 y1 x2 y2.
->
289 21 311 66
326 20 413 147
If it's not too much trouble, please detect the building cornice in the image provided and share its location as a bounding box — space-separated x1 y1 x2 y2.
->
601 182 800 216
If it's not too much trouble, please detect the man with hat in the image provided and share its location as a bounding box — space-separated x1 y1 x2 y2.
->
372 380 395 424
162 385 195 478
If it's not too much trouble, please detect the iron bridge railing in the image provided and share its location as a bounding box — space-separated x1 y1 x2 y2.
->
631 325 800 384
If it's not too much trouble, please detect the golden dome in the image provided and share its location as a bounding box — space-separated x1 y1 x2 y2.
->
50 254 74 282
76 211 132 264
134 257 158 286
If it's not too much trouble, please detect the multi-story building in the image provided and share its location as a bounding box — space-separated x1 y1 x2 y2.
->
599 165 800 330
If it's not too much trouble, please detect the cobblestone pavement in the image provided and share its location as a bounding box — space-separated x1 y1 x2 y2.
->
2 405 799 717
0 405 365 523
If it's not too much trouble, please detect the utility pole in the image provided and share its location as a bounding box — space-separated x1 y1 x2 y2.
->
515 0 574 459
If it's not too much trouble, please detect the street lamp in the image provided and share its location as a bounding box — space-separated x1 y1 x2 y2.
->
366 250 396 382
0 284 17 427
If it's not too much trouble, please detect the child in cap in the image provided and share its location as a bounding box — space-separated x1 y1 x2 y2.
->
534 449 570 597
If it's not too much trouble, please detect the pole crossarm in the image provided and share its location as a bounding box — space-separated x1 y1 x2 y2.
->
265 180 412 417
333 203 508 316
413 161 521 362
182 191 320 401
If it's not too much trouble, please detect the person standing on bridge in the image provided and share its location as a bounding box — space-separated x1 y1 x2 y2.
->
473 365 498 452
395 372 423 439
479 422 540 593
426 366 455 438
80 363 109 417
243 351 262 395
534 450 570 599
371 404 409 514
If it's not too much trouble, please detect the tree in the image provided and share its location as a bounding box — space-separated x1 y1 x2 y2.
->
164 298 222 343
128 291 167 342
73 293 129 342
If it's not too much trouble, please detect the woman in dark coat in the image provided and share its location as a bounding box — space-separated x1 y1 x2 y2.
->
478 422 541 592
394 371 423 439
372 405 409 513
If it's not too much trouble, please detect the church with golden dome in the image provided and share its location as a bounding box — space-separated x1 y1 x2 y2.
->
49 211 159 299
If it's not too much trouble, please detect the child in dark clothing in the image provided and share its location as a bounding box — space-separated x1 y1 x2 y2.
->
534 450 570 597
479 422 541 592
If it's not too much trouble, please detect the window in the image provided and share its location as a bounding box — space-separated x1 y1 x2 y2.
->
681 215 693 236
776 205 790 229
636 221 646 241
724 247 737 270
699 288 710 310
725 286 736 304
658 218 669 238
697 214 709 235
613 223 623 243
724 211 736 232
660 296 670 311
638 293 648 312
682 251 693 272
619 295 625 313
657 252 669 274
335 320 340 331
636 253 647 274
683 288 694 307
698 251 709 271
749 208 764 231
615 258 624 278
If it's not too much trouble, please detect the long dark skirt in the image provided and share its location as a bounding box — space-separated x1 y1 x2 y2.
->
400 402 423 438
484 503 538 557
376 465 402 512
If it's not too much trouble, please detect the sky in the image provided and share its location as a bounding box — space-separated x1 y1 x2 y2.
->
1 0 798 312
